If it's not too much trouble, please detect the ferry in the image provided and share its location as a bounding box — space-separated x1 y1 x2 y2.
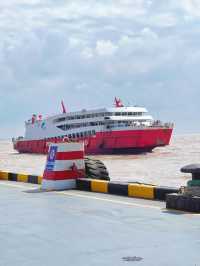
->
13 98 173 154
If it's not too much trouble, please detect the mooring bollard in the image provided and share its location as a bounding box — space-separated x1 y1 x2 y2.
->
180 164 200 196
181 164 200 187
41 142 85 190
166 164 200 212
181 164 200 179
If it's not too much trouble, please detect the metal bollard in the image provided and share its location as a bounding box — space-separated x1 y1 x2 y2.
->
181 164 200 180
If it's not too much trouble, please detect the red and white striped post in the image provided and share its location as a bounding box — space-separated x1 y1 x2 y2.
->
42 142 85 190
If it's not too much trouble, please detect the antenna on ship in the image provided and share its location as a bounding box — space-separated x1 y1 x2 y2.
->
61 100 66 113
114 97 124 107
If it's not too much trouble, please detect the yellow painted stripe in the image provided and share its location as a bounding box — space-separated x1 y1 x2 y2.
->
17 174 28 183
91 180 108 193
38 176 42 184
128 184 155 199
0 171 9 180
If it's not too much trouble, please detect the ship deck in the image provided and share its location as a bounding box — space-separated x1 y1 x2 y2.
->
0 181 199 266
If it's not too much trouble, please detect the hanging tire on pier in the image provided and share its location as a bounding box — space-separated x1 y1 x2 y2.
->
166 193 200 213
84 157 110 181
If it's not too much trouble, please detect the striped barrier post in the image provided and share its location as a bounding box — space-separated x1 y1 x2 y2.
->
42 142 85 190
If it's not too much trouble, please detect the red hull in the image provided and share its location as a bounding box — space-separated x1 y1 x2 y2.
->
13 128 173 155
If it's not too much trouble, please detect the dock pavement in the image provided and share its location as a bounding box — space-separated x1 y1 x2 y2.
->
0 181 199 266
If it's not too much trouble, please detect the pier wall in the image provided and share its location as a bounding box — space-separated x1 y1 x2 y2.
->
0 171 178 201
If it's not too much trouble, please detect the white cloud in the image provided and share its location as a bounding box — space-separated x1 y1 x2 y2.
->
179 0 200 17
81 47 94 59
0 0 200 137
141 27 158 39
96 40 118 56
68 37 85 48
147 13 178 27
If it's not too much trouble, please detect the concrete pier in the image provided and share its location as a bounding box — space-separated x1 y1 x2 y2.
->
0 181 199 266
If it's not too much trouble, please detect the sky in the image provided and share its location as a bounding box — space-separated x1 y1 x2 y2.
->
0 0 200 138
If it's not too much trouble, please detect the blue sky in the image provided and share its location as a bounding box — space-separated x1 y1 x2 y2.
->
0 0 200 138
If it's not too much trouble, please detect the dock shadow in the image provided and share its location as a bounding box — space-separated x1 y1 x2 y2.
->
24 188 54 193
162 209 189 215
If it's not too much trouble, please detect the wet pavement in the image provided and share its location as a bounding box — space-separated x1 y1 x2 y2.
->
0 181 199 266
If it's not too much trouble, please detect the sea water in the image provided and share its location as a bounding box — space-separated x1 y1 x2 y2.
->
0 134 199 187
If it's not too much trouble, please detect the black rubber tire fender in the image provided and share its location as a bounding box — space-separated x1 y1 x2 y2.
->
84 157 110 181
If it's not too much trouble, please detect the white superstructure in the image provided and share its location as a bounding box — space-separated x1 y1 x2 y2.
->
25 106 154 140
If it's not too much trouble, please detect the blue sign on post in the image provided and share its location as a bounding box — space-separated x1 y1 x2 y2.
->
45 146 57 171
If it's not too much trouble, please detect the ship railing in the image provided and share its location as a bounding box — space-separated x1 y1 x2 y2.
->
151 121 174 128
12 136 24 142
106 124 150 129
106 122 174 130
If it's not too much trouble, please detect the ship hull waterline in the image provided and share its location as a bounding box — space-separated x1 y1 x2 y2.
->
14 128 173 155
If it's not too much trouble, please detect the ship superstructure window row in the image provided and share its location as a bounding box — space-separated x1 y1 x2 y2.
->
45 130 96 141
57 119 151 131
57 121 105 130
54 112 144 123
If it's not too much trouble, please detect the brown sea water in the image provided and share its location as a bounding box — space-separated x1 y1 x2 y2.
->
0 134 199 187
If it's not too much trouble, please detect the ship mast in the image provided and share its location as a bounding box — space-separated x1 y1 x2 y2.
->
61 100 67 113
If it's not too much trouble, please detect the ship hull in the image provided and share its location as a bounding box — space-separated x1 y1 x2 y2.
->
13 128 173 155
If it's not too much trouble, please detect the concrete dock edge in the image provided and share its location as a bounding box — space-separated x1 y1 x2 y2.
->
0 171 179 201
0 171 42 184
76 178 179 201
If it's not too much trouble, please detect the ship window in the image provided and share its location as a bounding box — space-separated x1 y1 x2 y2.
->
72 133 76 138
92 130 96 135
68 134 72 138
84 131 87 137
80 132 83 138
115 112 121 116
76 133 80 138
57 120 106 131
54 117 67 123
